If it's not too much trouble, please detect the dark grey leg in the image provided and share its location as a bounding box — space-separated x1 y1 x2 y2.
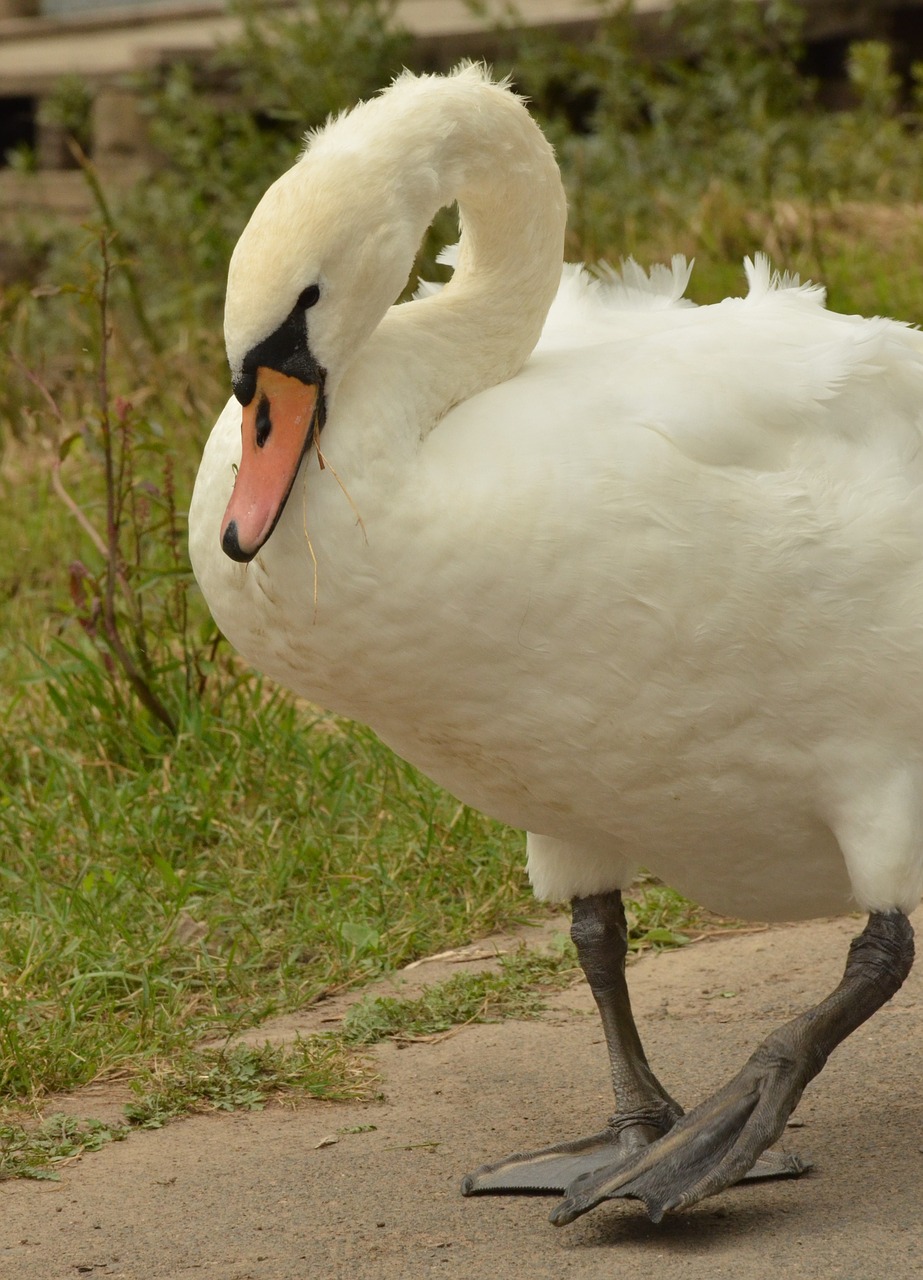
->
462 889 684 1195
570 891 683 1138
551 909 914 1225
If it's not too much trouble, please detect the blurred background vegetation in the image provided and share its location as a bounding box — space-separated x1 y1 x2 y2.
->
2 0 923 1109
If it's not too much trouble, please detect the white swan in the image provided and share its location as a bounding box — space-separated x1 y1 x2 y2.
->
189 65 920 1226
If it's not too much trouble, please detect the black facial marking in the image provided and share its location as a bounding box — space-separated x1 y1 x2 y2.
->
232 284 326 406
255 394 272 448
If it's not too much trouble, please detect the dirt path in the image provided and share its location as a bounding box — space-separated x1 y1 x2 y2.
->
2 907 922 1280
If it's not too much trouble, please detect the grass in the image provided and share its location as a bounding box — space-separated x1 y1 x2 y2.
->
122 1036 375 1128
0 688 533 1100
0 892 705 1180
0 1037 377 1180
0 1114 128 1182
1 915 691 1181
340 942 582 1044
0 940 578 1180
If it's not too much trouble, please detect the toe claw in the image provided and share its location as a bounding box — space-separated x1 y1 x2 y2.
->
744 1149 812 1181
548 1196 582 1227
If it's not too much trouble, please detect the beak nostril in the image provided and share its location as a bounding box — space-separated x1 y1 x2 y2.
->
255 395 272 448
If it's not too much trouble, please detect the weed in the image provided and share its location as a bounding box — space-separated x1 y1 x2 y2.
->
122 1037 376 1128
341 943 580 1044
0 1114 128 1181
0 1038 376 1180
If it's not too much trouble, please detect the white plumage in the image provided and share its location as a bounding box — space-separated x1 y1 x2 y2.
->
189 65 921 1224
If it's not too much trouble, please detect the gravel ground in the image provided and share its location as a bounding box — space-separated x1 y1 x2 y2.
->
3 907 921 1280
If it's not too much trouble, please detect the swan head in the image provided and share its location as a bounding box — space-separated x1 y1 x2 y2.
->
217 65 566 564
218 135 431 564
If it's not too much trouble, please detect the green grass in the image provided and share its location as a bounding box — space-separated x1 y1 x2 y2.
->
0 1037 377 1180
0 1114 128 1182
0 885 705 1180
341 942 581 1044
122 1036 376 1128
0 946 579 1181
0 680 534 1100
0 942 583 1180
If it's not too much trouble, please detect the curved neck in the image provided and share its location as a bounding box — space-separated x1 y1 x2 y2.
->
332 73 567 439
226 71 568 473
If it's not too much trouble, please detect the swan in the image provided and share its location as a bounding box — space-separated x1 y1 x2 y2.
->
189 64 921 1227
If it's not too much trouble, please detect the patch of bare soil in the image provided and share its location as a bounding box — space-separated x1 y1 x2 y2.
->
2 907 922 1280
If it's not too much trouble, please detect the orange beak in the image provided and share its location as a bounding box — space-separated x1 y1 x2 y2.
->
220 367 320 562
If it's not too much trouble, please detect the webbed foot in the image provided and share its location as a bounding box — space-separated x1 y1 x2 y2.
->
461 1115 670 1196
549 1049 811 1224
545 910 913 1225
462 903 912 1228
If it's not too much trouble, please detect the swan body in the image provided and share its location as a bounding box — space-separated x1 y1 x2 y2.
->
190 67 923 924
189 65 921 1224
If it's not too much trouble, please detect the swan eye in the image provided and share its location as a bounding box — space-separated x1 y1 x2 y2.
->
255 394 272 448
298 284 320 310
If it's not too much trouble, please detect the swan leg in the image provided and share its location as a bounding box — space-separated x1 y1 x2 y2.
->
549 909 914 1226
461 889 684 1195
